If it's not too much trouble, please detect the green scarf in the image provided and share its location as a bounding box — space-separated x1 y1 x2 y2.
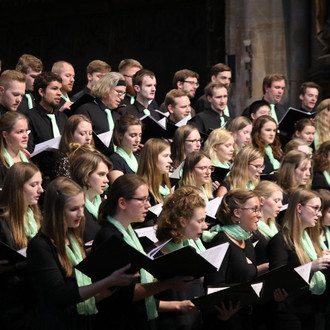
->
314 130 320 150
201 186 209 203
24 207 38 239
3 148 29 167
107 216 158 320
319 227 330 251
246 181 254 190
257 219 278 238
65 235 98 315
323 170 330 187
159 184 171 200
213 160 230 169
203 224 250 243
300 230 326 295
265 145 280 170
166 238 206 254
116 147 138 173
85 195 102 219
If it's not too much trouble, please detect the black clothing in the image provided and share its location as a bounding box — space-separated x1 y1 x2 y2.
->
83 208 101 243
195 94 235 118
118 100 161 121
0 160 8 188
75 98 120 134
17 92 36 115
188 108 230 135
109 152 136 175
27 233 89 330
251 230 271 265
0 103 9 116
71 86 91 102
312 171 330 191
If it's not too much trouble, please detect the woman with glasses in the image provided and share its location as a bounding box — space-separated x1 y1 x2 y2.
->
227 116 252 153
171 125 202 170
277 150 312 204
92 174 194 330
76 72 126 135
70 151 112 243
109 115 142 184
179 151 213 203
216 146 264 197
0 112 30 188
314 99 330 150
268 189 329 330
252 115 282 175
312 141 330 190
203 189 261 329
137 138 172 206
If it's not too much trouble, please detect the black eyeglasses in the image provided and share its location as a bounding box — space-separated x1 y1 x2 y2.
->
239 207 262 214
129 196 151 205
185 138 203 144
249 163 265 171
183 80 199 87
302 204 322 214
194 166 215 173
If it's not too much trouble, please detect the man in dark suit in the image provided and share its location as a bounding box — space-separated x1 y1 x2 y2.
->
298 81 320 112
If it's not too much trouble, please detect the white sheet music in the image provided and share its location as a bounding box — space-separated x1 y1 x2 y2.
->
200 242 229 270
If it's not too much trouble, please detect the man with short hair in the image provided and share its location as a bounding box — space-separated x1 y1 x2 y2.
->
165 89 191 124
16 54 43 113
195 63 234 118
189 82 229 134
51 61 75 111
119 69 160 120
298 81 320 112
0 70 26 115
249 100 271 121
27 72 67 152
72 59 111 101
118 58 143 106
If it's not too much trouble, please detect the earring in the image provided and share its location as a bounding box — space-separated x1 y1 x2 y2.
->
237 220 240 224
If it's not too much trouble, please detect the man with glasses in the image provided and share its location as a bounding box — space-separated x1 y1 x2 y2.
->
75 72 125 134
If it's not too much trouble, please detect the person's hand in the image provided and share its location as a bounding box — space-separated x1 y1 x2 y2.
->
177 300 199 314
322 249 330 256
273 288 288 302
22 148 32 159
165 276 194 291
107 264 140 287
212 181 220 192
311 257 330 272
215 301 241 321
59 101 73 112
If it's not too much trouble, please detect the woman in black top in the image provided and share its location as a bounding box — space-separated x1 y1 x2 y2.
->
312 141 330 191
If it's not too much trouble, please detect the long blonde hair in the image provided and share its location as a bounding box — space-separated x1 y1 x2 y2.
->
315 99 330 147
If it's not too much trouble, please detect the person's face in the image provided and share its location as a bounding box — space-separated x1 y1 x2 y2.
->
178 77 199 98
136 75 156 101
87 71 107 88
63 192 85 230
23 171 43 206
252 106 271 120
298 197 322 229
120 124 142 153
294 159 311 186
102 86 126 109
299 88 319 111
193 157 213 187
87 161 109 196
262 190 283 219
125 184 151 223
295 125 315 146
73 120 93 145
207 87 228 113
25 68 41 91
235 124 252 148
59 63 75 93
0 80 26 111
322 207 330 227
235 197 262 232
121 66 141 86
158 146 172 174
184 130 201 155
213 71 232 88
2 118 29 151
264 79 285 104
259 121 277 145
169 96 191 123
180 207 208 241
213 137 235 163
248 157 264 181
39 80 62 109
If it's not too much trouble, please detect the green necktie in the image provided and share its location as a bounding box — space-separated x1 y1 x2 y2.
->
269 104 278 124
46 114 61 138
144 108 151 116
224 105 229 117
104 109 115 131
25 93 33 109
220 115 225 127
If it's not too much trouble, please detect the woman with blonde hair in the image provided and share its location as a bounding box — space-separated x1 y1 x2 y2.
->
137 138 172 205
0 112 30 187
318 189 330 252
268 189 329 329
227 116 252 153
179 151 213 202
171 125 202 169
312 140 330 190
0 162 43 329
216 146 264 197
27 177 136 330
277 150 312 200
314 98 330 150
203 128 234 169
